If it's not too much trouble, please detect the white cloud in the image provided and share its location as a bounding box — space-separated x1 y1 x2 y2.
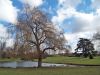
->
0 24 8 39
91 0 100 9
52 0 81 25
52 7 95 32
96 8 100 15
72 12 94 32
59 0 81 8
52 4 100 32
19 0 43 8
52 0 100 51
73 9 100 32
64 31 95 52
52 7 76 25
0 24 14 47
0 0 19 23
6 38 14 47
62 9 100 51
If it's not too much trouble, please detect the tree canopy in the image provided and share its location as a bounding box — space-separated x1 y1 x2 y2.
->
75 38 95 59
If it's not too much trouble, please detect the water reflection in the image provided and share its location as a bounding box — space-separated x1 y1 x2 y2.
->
0 61 68 68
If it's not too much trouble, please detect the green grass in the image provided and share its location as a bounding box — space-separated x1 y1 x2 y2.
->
42 56 100 65
0 58 20 62
0 67 100 75
0 56 100 75
0 56 100 65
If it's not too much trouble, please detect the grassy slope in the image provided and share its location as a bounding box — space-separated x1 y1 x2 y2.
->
42 56 100 65
0 67 100 75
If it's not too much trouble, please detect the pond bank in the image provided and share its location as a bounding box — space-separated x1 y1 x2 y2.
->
0 61 100 68
0 61 84 68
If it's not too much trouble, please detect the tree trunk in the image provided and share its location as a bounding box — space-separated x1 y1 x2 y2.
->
37 46 42 68
38 56 42 67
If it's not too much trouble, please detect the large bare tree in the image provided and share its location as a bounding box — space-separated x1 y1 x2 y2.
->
16 6 66 67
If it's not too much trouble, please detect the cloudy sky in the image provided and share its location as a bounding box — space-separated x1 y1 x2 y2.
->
0 0 100 50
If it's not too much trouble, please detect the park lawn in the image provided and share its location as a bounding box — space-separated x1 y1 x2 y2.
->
0 56 100 65
0 58 21 62
42 56 100 65
0 67 100 75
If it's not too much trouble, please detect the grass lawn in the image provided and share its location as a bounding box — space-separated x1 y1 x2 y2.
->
0 67 100 75
0 58 20 62
42 56 100 65
0 56 100 65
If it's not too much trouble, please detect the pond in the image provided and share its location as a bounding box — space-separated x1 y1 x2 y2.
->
0 61 78 68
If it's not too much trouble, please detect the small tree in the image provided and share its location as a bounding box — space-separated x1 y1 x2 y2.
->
75 38 95 59
16 5 66 67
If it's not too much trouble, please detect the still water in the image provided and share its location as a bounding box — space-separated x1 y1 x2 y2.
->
0 61 70 68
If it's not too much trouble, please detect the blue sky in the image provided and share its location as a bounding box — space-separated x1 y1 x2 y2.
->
0 0 100 51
